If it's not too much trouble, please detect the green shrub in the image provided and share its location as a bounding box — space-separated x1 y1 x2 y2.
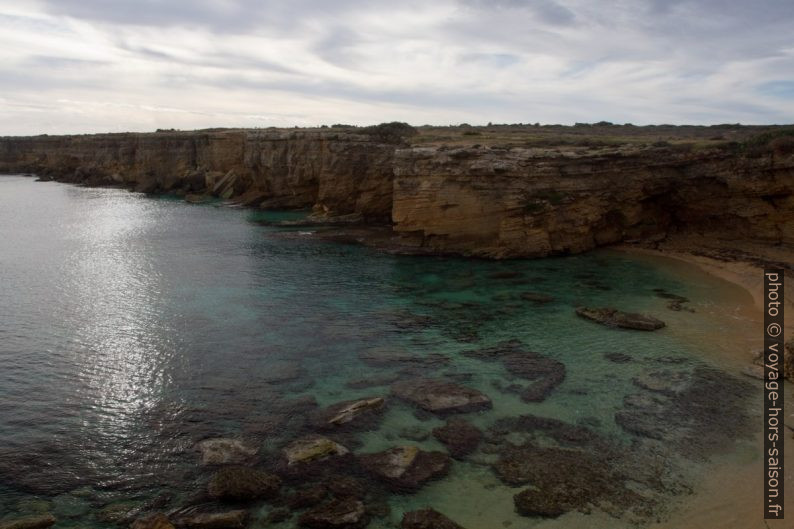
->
361 122 418 144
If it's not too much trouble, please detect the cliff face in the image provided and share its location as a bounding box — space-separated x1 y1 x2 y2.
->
0 131 396 221
1 131 793 259
391 147 794 258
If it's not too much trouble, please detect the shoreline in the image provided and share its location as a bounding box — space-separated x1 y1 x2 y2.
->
613 244 794 337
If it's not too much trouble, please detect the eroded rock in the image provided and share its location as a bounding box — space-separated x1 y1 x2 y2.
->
432 419 482 459
313 397 386 430
298 498 368 529
359 446 450 491
207 466 281 502
196 438 257 466
131 513 174 529
401 508 465 529
391 378 492 414
0 515 56 529
284 436 350 466
575 307 665 331
173 510 248 529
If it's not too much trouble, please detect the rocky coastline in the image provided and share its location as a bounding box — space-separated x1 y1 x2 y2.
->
1 128 792 261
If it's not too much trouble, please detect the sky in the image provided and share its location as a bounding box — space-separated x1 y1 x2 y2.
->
1 0 793 135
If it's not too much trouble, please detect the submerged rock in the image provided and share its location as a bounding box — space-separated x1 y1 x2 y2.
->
495 444 639 518
520 292 555 303
284 436 350 466
401 508 465 529
432 419 482 459
313 397 386 430
207 466 281 502
391 378 492 414
196 438 257 466
0 515 56 529
286 485 328 509
359 446 451 491
298 498 368 529
130 513 174 529
502 352 566 402
604 352 632 363
633 370 691 396
575 307 665 331
173 510 248 529
359 347 449 368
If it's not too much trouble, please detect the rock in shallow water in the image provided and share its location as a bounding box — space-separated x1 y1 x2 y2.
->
196 438 257 466
0 515 56 529
359 446 451 491
284 436 350 466
575 307 665 331
313 397 386 430
432 419 482 459
391 378 492 414
173 510 248 529
298 498 368 529
401 508 466 529
207 466 281 502
130 513 174 529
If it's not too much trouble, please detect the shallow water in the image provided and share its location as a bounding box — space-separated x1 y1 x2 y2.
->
0 175 776 528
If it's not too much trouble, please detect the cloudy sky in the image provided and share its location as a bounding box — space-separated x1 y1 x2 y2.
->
1 0 793 135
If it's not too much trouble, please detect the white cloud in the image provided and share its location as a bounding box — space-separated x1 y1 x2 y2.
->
0 0 792 135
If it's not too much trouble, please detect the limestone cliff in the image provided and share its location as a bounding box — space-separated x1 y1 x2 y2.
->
1 131 793 260
392 146 794 258
0 130 396 221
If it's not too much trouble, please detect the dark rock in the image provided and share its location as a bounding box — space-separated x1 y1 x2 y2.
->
575 307 665 331
502 353 566 402
298 498 368 528
207 466 281 502
346 374 400 389
513 488 569 518
495 444 640 518
391 378 492 414
433 419 482 459
399 426 429 442
614 393 670 440
0 515 56 529
401 508 465 529
359 348 449 368
359 446 451 491
633 370 691 396
265 508 291 524
131 513 174 529
520 292 555 303
463 339 524 360
286 485 328 509
604 352 632 363
173 510 248 529
325 476 367 499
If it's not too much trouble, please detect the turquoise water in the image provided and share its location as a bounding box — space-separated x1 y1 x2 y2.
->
0 175 759 528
